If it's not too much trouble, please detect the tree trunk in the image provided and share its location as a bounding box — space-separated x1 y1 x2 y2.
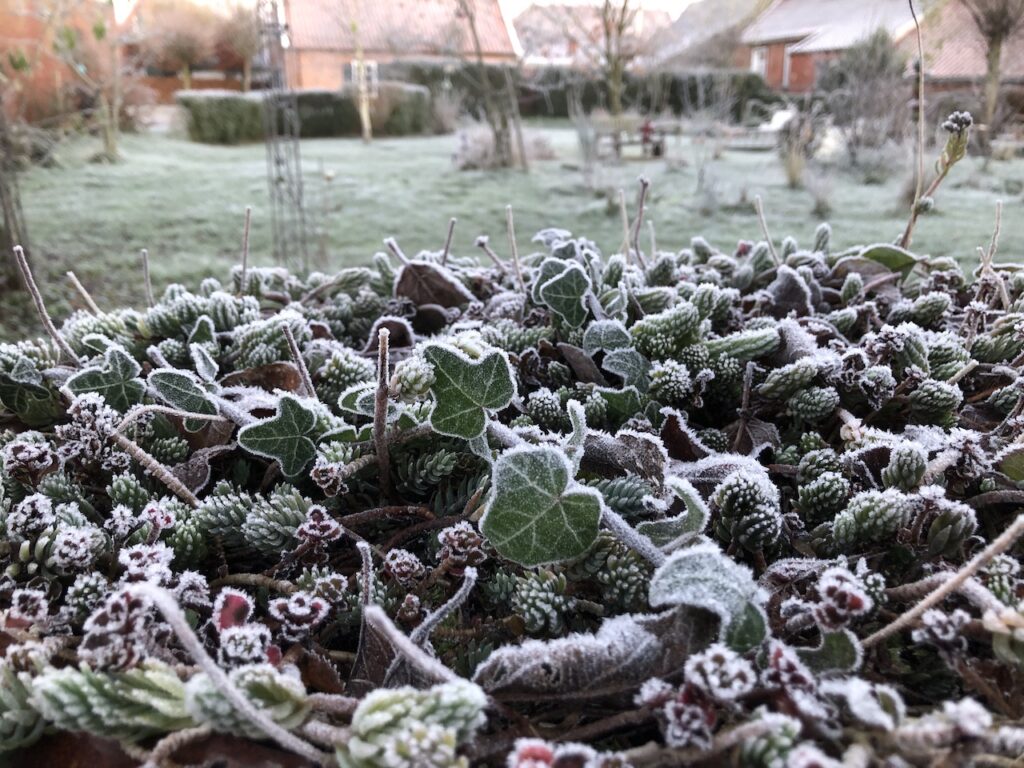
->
243 59 252 92
182 64 192 90
982 36 1003 146
608 59 624 116
97 92 119 162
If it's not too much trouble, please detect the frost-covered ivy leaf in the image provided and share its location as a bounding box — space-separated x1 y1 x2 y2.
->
237 394 318 478
80 332 116 356
858 243 921 276
820 677 905 731
190 344 219 383
798 629 862 673
148 369 218 432
480 445 601 566
603 348 651 392
337 382 402 423
996 444 1024 482
66 345 145 412
0 357 62 427
394 262 475 307
649 542 762 638
423 345 515 440
723 601 768 653
594 385 644 430
637 477 708 545
531 258 571 304
473 607 716 700
188 315 217 346
583 319 632 355
539 262 591 328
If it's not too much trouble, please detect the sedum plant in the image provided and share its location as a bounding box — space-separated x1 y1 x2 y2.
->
3 126 1024 765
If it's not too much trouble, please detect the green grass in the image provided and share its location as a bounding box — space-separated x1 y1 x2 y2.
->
5 122 1022 340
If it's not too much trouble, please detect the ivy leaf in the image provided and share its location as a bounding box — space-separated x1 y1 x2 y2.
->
594 385 644 431
636 477 709 545
723 602 768 653
564 400 587 471
602 348 651 392
423 345 515 440
996 445 1024 482
0 357 62 427
237 394 318 478
798 630 862 673
539 262 591 328
148 369 218 432
190 344 219 383
530 258 570 304
858 243 921 276
583 320 632 355
66 346 145 412
648 542 763 638
188 315 217 346
481 445 601 566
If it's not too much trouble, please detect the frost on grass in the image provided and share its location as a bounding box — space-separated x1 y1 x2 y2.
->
5 143 1024 766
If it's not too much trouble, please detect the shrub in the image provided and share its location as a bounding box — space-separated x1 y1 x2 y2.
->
175 89 263 144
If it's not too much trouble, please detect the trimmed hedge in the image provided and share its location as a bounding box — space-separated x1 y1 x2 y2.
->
378 61 779 122
176 82 432 145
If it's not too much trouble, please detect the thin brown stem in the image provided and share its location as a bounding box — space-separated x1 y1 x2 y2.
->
384 237 410 265
340 505 433 528
282 325 316 398
111 432 200 507
753 196 780 266
210 573 296 593
618 188 630 256
505 205 525 293
374 327 393 500
239 205 252 292
475 235 509 275
13 246 81 366
66 271 101 314
630 176 650 268
441 217 457 265
141 248 155 307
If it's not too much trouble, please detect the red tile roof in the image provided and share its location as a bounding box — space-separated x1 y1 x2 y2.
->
284 0 520 59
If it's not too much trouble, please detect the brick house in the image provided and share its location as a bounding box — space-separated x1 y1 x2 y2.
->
281 0 522 91
740 0 1024 94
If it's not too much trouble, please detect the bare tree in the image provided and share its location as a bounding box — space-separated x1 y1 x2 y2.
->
218 3 261 92
961 0 1024 139
600 0 638 116
144 0 216 90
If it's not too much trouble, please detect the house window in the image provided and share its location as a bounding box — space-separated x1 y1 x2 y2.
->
750 47 767 77
348 60 379 97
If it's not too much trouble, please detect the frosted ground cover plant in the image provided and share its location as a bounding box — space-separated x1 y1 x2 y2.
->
2 114 1024 766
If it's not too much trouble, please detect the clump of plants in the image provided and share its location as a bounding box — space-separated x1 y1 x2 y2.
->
3 115 1024 767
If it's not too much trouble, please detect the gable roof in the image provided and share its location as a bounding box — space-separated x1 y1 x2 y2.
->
742 0 915 51
911 0 1024 82
284 0 520 58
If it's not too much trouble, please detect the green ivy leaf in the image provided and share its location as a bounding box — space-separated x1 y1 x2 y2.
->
594 385 644 431
423 345 515 440
637 477 708 545
602 348 651 392
649 542 762 638
480 445 601 566
188 315 217 346
996 445 1024 482
583 320 632 355
66 346 145 412
237 394 318 478
539 262 591 328
723 601 768 653
798 630 862 673
190 344 219 383
0 357 62 427
530 258 570 304
148 369 218 431
858 243 921 276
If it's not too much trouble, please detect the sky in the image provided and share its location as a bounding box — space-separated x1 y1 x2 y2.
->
503 0 699 20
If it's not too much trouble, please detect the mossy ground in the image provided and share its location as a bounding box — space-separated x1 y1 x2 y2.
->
6 121 1022 339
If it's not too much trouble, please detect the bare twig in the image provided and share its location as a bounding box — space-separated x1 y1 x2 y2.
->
374 327 393 499
282 325 316 398
110 432 200 508
384 237 410 265
210 573 296 594
902 0 926 250
239 205 252 293
13 246 81 366
618 188 630 257
66 271 101 314
630 176 650 268
141 248 155 307
505 205 526 293
364 605 457 683
753 196 779 266
141 725 212 768
475 236 509 275
130 583 328 764
441 217 457 265
864 509 1024 647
